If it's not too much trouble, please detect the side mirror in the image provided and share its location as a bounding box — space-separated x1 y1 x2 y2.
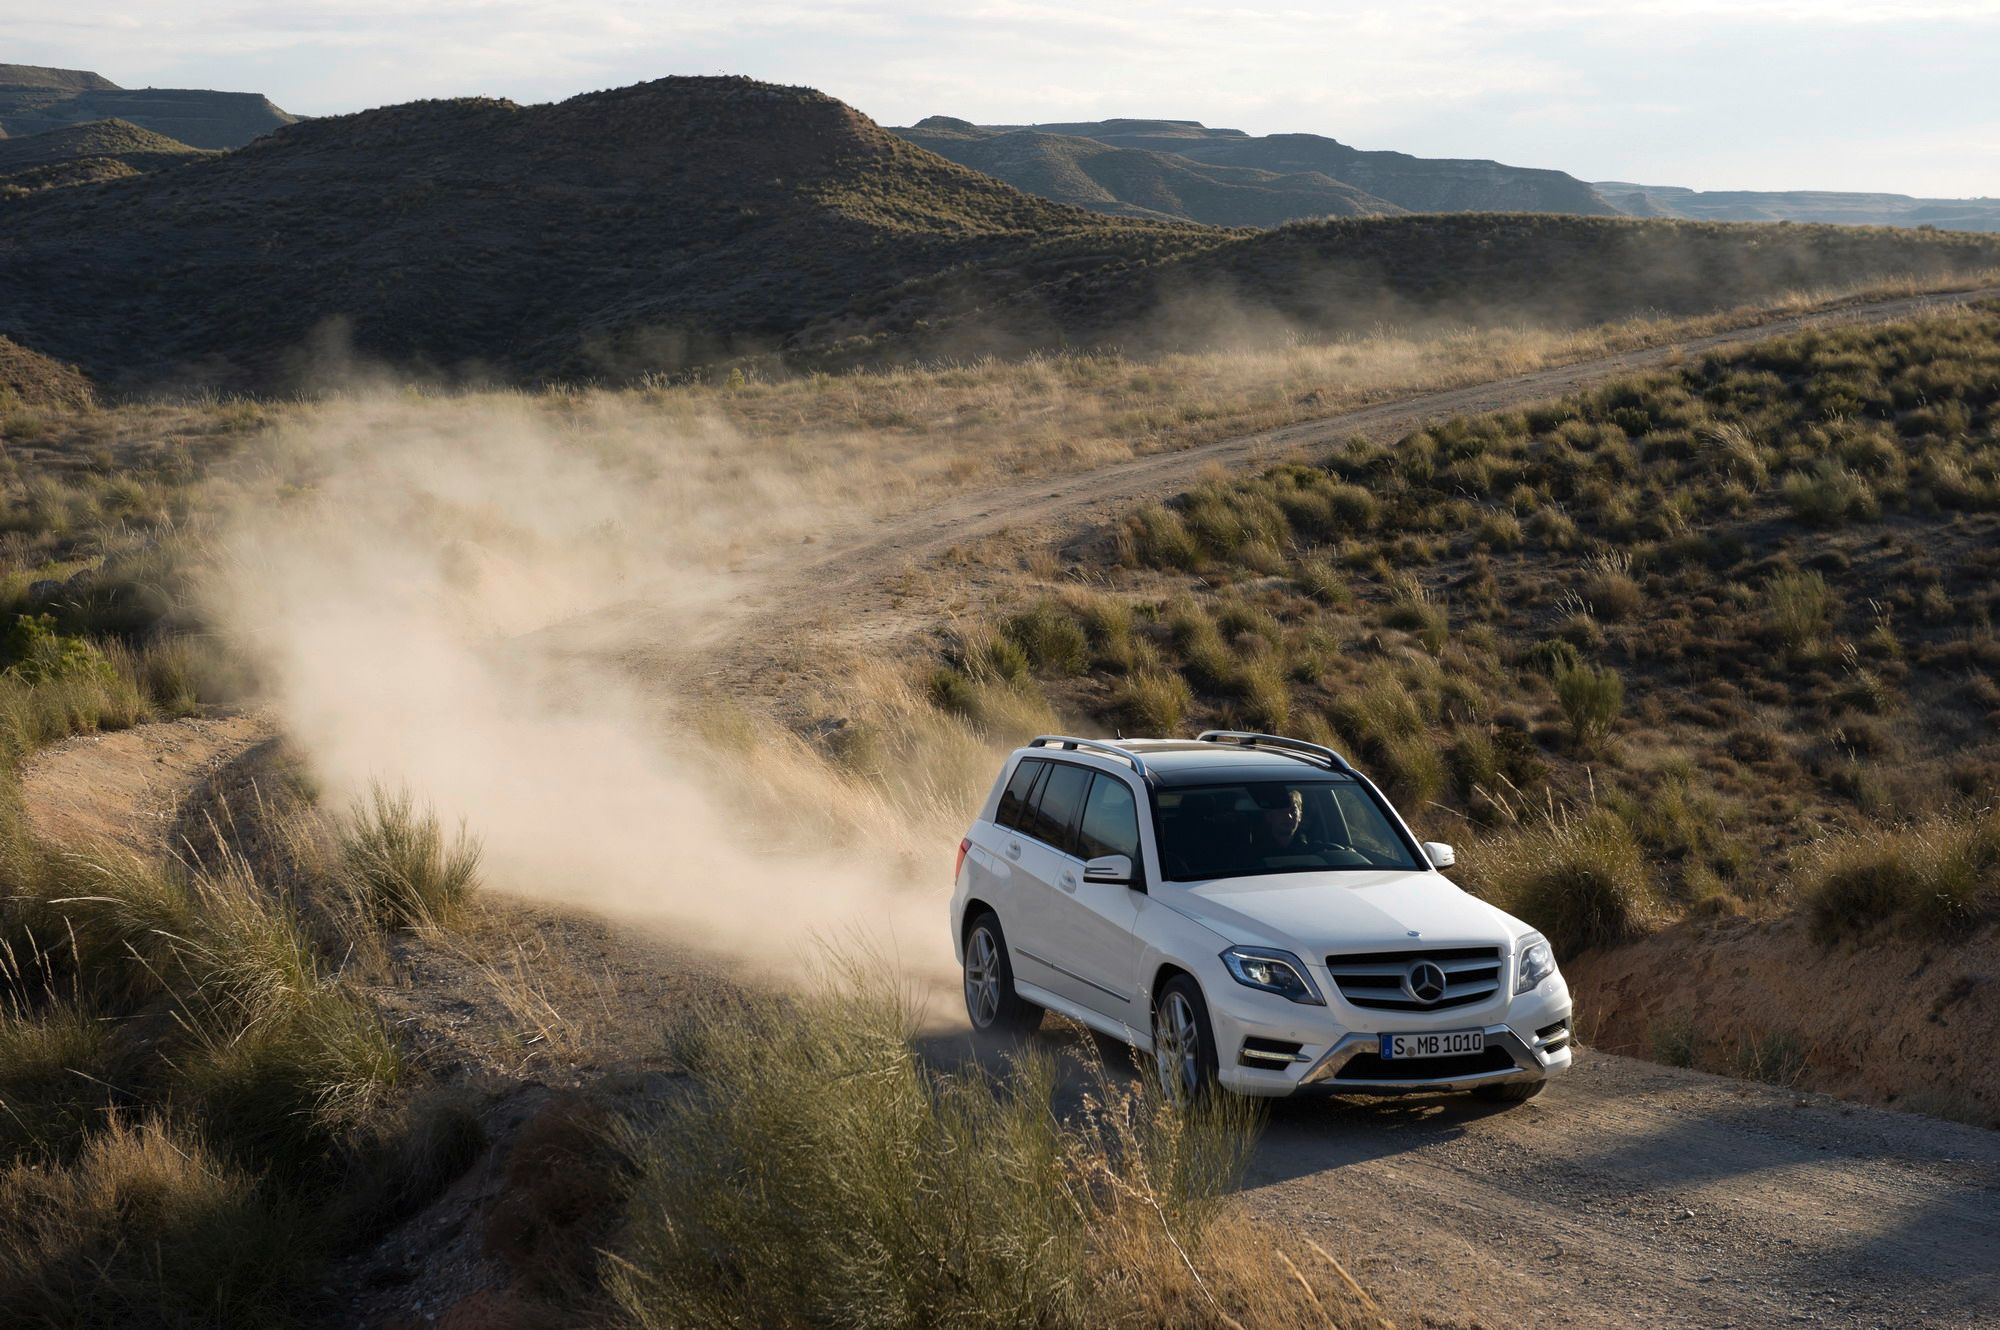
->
1424 841 1457 870
1083 854 1134 885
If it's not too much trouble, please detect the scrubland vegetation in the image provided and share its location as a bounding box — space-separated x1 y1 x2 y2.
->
2 297 1997 1324
933 306 2000 952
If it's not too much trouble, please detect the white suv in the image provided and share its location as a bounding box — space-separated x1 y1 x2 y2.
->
951 732 1572 1102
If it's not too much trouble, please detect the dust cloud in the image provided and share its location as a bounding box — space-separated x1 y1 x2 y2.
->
210 392 976 985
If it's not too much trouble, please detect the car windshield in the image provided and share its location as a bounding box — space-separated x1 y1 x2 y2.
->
1153 778 1422 880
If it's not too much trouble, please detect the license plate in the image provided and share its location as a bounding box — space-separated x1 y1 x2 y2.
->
1380 1029 1484 1059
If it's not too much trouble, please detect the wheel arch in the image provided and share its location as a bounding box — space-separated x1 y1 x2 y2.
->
1150 960 1197 1013
960 898 998 947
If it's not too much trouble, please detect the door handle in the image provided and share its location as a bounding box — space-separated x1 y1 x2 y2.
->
1059 871 1078 893
1006 842 1022 861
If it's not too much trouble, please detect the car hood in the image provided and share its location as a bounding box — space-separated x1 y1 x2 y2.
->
1162 869 1526 958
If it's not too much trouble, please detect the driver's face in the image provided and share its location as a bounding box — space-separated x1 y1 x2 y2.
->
1263 793 1303 841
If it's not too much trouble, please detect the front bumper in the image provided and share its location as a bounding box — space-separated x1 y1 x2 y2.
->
1205 967 1575 1097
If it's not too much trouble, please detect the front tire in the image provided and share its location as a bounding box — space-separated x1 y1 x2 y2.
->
1473 1078 1546 1103
1152 974 1218 1104
963 912 1040 1036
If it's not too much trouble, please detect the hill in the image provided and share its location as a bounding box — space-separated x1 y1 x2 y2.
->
0 76 1218 390
3 76 1999 393
0 117 210 182
0 334 94 408
896 118 1402 224
1599 181 2000 232
0 64 293 149
896 116 1619 218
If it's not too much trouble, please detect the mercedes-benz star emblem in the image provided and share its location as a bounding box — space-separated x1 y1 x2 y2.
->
1404 960 1447 1004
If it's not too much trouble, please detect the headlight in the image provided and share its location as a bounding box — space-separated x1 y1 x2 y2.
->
1219 946 1325 1006
1515 933 1556 994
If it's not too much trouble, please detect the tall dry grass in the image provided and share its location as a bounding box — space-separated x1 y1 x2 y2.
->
607 962 1390 1330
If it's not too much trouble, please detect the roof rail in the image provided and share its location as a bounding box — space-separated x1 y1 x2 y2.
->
1028 735 1148 777
1195 730 1353 773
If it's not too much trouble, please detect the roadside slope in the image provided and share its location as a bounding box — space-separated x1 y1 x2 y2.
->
650 282 2000 704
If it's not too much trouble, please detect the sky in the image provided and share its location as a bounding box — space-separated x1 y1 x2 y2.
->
7 1 1997 196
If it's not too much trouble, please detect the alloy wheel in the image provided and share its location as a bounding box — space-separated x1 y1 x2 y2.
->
964 927 1001 1028
1154 990 1201 1102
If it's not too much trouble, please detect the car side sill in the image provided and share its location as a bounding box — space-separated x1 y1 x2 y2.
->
1014 979 1151 1052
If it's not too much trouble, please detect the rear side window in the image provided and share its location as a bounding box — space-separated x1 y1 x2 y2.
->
1026 762 1093 854
1077 774 1140 861
996 758 1046 830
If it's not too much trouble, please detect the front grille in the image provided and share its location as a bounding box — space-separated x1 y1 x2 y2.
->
1324 946 1503 1012
1334 1046 1516 1081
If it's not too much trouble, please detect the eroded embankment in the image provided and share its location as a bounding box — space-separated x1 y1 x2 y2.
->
1567 916 1999 1127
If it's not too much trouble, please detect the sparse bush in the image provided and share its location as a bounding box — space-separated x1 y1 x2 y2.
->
1650 1013 1699 1068
1805 807 2000 940
1293 556 1350 606
0 1117 313 1327
1764 569 1836 654
336 785 482 928
1463 808 1656 955
1124 505 1202 570
1120 671 1192 735
1005 598 1091 676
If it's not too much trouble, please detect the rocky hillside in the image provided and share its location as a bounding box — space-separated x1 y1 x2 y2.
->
0 64 293 149
1599 181 2000 232
897 116 1618 220
897 117 1401 224
4 76 1998 394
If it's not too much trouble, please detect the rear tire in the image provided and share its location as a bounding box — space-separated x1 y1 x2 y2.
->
1152 974 1219 1104
962 912 1040 1036
1473 1078 1546 1103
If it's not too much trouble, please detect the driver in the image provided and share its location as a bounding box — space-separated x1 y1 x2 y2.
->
1252 786 1307 855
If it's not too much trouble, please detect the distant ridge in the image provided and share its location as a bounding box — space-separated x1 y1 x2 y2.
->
1598 182 2000 233
898 119 1403 225
893 116 1616 222
0 64 293 149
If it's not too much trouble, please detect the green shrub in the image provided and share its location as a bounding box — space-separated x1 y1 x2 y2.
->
1120 671 1192 735
1524 638 1583 679
336 785 482 928
1004 599 1090 676
1781 460 1879 526
1554 664 1622 750
1124 506 1201 570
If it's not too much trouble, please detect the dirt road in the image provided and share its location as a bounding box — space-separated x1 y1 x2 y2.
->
1248 1055 2000 1329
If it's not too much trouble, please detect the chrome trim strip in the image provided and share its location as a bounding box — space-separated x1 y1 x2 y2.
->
1298 1023 1544 1090
1014 947 1130 1004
